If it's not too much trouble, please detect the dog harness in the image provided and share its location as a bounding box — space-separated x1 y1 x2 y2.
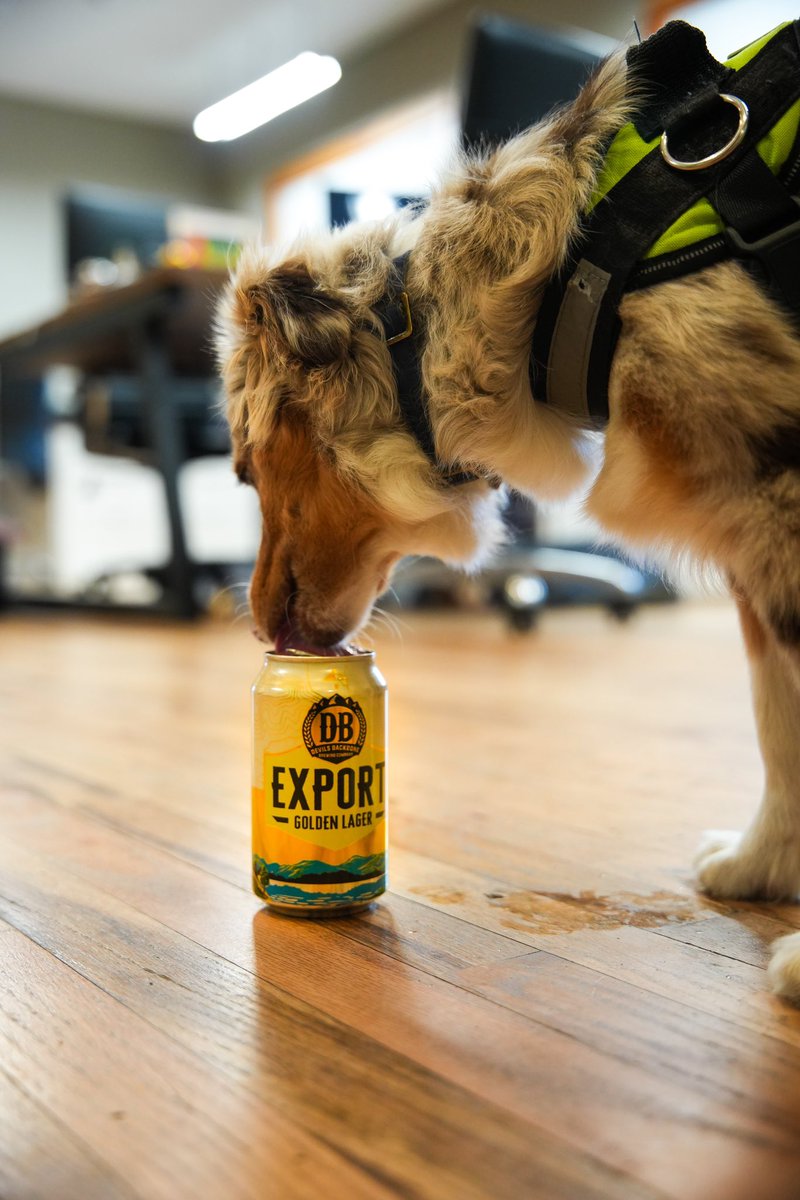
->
377 19 800 480
532 19 800 427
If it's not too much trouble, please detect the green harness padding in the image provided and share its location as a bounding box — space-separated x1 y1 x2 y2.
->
591 24 800 260
530 19 800 427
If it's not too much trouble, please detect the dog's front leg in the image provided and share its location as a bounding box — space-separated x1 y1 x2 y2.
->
694 596 800 1000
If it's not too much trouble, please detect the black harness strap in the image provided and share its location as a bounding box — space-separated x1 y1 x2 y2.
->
715 151 800 312
374 252 479 486
531 20 800 427
626 19 730 141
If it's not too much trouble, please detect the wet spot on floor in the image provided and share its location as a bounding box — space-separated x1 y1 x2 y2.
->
486 888 722 934
409 886 467 906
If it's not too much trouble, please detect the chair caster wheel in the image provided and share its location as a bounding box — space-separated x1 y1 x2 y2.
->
509 608 539 632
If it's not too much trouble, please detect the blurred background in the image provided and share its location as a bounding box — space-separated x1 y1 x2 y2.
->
0 0 795 630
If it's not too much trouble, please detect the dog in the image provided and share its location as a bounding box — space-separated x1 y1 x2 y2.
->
216 29 800 1002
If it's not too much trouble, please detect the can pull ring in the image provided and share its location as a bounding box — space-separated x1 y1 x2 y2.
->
660 93 749 171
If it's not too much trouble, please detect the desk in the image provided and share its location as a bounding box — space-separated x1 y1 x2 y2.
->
0 269 228 616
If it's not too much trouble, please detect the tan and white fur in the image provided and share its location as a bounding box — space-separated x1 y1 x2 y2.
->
217 50 800 1002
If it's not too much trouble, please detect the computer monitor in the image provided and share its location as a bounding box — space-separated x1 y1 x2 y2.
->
64 187 167 280
462 15 615 151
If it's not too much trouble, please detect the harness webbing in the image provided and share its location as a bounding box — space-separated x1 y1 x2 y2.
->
375 252 480 486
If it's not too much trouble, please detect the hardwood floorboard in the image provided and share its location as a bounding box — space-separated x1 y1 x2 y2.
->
0 837 652 1200
0 783 798 1198
0 930 400 1200
385 849 800 1038
454 952 800 1119
0 1066 138 1200
3 605 800 1198
653 910 800 965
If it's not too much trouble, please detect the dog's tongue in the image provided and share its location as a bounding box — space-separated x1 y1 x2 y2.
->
273 620 353 657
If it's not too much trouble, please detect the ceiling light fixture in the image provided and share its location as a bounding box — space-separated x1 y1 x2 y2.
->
193 51 342 142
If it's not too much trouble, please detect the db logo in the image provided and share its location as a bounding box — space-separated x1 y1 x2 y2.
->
302 694 367 763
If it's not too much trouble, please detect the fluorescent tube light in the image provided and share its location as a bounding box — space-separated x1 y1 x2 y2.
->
194 51 342 142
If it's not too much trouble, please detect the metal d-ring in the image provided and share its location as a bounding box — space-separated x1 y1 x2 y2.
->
660 93 749 171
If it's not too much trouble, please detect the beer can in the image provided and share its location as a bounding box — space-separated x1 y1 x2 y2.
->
251 649 387 915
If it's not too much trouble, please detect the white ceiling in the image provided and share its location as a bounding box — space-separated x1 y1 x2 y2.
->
0 0 454 130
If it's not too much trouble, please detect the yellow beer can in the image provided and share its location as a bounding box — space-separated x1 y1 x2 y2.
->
251 649 387 915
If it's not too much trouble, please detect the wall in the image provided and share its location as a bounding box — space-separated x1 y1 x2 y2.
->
0 0 637 335
211 0 638 216
0 0 640 592
0 96 222 338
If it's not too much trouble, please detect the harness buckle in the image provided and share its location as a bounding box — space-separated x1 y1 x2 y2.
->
385 291 413 346
726 203 800 314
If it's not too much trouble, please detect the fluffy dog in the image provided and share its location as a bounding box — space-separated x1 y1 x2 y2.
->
216 47 800 1000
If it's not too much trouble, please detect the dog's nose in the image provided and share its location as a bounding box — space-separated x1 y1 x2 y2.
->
273 616 348 655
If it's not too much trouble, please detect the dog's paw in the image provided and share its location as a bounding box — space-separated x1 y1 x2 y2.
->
767 933 800 1005
694 829 800 900
694 829 771 900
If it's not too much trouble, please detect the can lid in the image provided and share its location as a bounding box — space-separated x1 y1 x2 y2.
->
265 647 375 662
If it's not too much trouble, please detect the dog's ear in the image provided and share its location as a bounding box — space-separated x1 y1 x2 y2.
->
242 260 353 367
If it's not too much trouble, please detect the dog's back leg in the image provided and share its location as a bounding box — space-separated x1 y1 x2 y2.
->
694 593 800 1001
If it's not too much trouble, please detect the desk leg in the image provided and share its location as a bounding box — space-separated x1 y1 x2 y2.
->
135 318 197 618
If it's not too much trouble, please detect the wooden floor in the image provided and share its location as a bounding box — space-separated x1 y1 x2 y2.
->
3 602 800 1200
